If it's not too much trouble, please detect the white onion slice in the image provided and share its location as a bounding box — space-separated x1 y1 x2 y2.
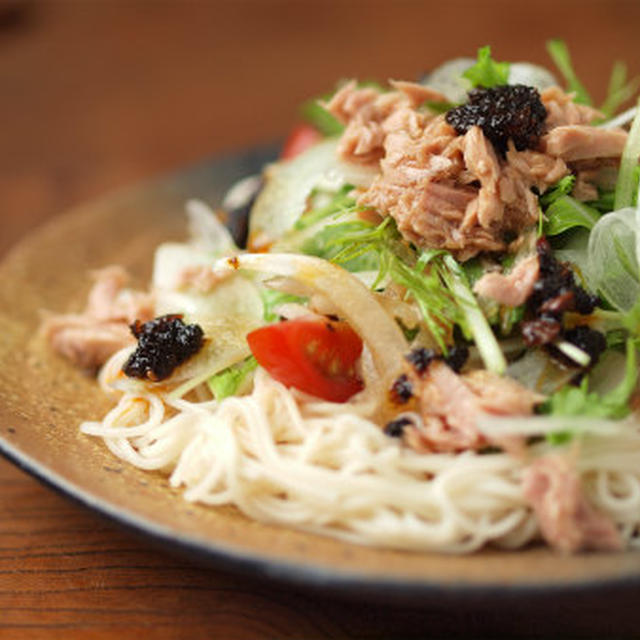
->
168 315 258 398
587 206 640 311
248 139 377 247
507 348 576 395
185 199 237 255
152 242 263 323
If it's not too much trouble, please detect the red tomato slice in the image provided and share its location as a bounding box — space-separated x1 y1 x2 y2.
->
247 316 363 402
280 123 323 160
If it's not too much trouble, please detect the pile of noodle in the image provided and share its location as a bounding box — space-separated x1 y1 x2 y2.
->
81 345 640 553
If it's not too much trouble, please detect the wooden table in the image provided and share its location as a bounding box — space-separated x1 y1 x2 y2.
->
2 1 640 637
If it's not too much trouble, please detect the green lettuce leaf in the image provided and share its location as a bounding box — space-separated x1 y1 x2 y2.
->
260 289 308 323
207 356 258 401
543 195 601 236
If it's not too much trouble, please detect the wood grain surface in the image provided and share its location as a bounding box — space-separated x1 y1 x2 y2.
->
2 1 640 638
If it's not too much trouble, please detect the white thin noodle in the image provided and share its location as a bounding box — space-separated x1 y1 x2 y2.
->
81 349 640 552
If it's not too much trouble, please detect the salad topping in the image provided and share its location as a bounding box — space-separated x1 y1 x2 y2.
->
445 84 547 154
123 314 204 382
521 236 598 347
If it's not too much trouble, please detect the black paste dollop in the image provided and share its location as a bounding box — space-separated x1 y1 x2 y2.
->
522 237 600 350
123 314 204 381
405 344 469 376
445 84 547 155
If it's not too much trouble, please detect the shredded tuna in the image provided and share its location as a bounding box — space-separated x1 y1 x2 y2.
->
542 125 627 162
388 80 448 107
505 144 569 192
325 80 446 125
571 173 599 201
570 158 619 191
41 266 154 370
332 81 626 260
360 121 561 260
540 86 603 128
325 82 411 165
325 81 448 167
462 126 502 229
464 369 543 414
523 454 622 553
357 117 559 258
359 119 507 260
404 361 540 453
324 82 386 124
474 254 539 307
43 319 134 371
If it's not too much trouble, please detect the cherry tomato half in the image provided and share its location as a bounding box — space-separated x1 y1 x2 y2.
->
247 316 363 402
280 123 323 160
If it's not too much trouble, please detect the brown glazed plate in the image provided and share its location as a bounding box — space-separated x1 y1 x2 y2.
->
2 145 640 606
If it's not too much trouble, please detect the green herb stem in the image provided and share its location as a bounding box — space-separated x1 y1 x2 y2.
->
442 255 507 374
546 39 592 106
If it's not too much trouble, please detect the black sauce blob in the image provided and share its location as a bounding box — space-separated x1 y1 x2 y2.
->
446 84 547 155
123 315 204 381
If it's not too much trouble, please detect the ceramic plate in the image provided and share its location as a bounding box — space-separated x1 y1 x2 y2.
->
2 146 640 604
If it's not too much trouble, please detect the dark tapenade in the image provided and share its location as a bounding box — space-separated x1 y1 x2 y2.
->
123 314 204 382
446 84 547 155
